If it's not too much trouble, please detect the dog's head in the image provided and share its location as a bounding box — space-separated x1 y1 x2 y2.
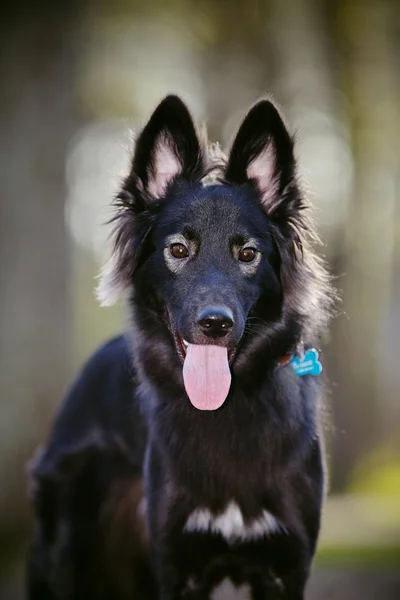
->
98 96 332 409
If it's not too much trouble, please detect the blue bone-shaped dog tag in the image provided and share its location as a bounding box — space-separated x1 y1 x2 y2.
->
290 348 322 377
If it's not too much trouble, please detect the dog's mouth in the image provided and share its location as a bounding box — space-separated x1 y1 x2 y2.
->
172 330 236 411
172 331 237 363
172 331 188 362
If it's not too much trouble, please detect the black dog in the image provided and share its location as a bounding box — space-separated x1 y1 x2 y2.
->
28 95 333 599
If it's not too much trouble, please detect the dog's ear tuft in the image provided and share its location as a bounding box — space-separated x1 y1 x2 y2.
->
225 99 296 215
127 94 205 199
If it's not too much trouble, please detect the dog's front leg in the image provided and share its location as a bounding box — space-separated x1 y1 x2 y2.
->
145 444 190 600
278 563 311 600
148 532 190 600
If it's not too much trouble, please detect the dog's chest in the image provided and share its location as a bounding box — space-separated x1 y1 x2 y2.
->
183 500 284 543
210 578 252 600
185 577 253 600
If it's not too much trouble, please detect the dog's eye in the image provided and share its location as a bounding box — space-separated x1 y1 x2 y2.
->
239 247 257 263
170 243 189 259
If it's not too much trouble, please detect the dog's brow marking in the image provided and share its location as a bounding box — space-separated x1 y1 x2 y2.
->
237 237 262 276
163 234 191 273
210 578 252 600
184 502 284 542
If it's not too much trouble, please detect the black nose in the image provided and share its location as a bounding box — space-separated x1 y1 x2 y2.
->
197 307 234 339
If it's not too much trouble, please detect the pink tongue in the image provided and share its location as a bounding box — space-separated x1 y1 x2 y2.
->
183 344 231 411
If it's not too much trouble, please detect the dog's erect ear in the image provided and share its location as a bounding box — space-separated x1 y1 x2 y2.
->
97 96 204 306
225 99 296 214
126 95 205 199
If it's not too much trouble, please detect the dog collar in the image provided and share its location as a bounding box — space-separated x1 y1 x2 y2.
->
280 347 322 377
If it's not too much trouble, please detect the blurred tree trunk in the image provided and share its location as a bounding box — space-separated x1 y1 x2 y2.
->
0 1 81 554
329 0 398 490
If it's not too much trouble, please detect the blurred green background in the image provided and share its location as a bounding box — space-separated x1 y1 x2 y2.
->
0 0 399 598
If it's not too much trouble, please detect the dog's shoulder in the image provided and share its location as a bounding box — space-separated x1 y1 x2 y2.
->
29 334 144 490
57 333 135 430
70 333 134 401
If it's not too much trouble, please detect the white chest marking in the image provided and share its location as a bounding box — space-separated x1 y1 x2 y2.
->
210 578 252 600
184 501 284 542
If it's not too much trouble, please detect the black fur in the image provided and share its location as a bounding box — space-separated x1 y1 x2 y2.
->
28 95 334 599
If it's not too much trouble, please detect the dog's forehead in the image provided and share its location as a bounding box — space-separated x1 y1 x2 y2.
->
161 183 267 240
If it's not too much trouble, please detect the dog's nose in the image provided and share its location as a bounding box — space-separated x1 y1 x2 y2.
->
197 307 234 339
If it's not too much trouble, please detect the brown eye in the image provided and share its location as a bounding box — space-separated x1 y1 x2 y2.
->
239 247 257 263
170 243 189 259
